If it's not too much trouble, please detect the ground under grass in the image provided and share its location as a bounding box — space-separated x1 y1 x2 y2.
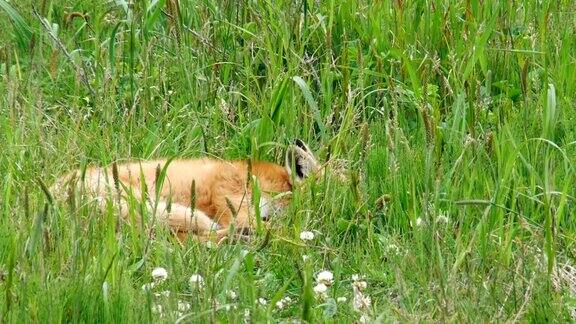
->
1 0 576 322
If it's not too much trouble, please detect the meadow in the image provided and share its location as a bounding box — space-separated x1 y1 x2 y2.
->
1 0 576 322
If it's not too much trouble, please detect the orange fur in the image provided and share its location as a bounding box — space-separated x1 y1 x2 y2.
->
53 142 320 243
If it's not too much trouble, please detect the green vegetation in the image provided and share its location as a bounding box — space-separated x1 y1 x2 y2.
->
1 0 575 322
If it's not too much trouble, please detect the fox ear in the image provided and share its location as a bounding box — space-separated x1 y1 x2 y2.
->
285 139 320 182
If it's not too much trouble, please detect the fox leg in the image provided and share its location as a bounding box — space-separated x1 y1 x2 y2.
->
176 228 232 243
55 170 227 240
100 197 221 235
174 195 254 243
58 172 220 236
179 225 254 244
88 171 222 233
94 196 227 243
150 201 221 233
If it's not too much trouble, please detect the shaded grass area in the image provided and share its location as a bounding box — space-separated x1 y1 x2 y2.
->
1 0 575 322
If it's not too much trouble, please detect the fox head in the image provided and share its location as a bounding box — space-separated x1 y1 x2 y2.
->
284 139 321 184
251 139 321 223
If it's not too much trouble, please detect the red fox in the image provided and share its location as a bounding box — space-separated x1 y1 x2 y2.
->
53 140 321 242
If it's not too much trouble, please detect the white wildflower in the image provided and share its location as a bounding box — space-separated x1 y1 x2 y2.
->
316 270 334 286
353 293 372 311
313 283 328 296
353 280 368 290
141 282 155 291
227 290 238 300
351 274 361 281
275 296 293 309
275 300 286 310
154 290 171 298
359 314 371 323
302 255 310 261
151 267 168 282
352 286 372 311
151 304 163 315
177 300 191 312
414 217 423 226
299 231 315 241
386 244 400 255
337 296 348 303
436 214 449 224
189 274 204 289
257 297 267 306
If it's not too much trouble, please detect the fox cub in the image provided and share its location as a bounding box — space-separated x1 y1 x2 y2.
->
53 140 321 242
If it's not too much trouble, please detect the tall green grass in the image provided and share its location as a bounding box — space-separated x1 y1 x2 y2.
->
1 0 575 322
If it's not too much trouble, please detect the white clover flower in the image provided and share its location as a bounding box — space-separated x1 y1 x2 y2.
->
275 300 285 309
436 214 449 224
177 300 191 312
386 244 400 255
154 290 171 298
152 267 168 281
353 293 371 311
141 282 155 291
313 283 328 295
316 270 334 286
337 296 348 303
353 280 368 290
275 296 294 310
257 297 267 306
352 287 372 311
151 304 163 315
227 290 238 300
224 304 238 312
351 274 367 290
359 314 371 323
189 274 204 289
276 296 294 310
299 231 315 241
